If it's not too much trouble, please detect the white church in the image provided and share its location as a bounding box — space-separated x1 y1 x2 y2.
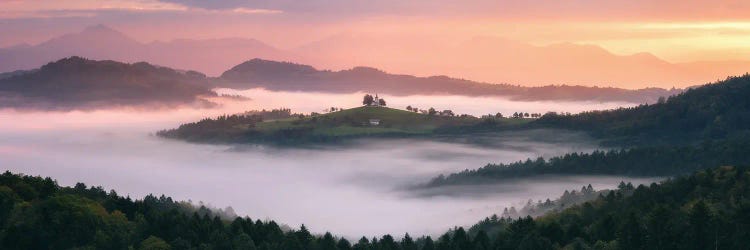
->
371 94 382 107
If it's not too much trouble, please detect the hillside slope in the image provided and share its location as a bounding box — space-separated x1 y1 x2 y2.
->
0 166 746 249
218 58 681 103
424 74 750 187
534 74 750 146
464 166 750 249
157 106 515 145
0 57 216 110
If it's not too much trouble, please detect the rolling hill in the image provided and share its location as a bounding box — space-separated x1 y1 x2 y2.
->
424 74 750 187
218 58 681 103
534 74 750 146
157 106 523 145
0 57 217 110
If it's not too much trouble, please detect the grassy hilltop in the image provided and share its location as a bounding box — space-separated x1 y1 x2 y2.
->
158 106 529 145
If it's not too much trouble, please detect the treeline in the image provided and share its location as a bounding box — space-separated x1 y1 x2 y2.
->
425 139 750 187
0 170 285 249
426 74 750 187
534 74 750 146
0 170 436 250
463 166 750 249
157 109 305 143
2 166 749 249
496 184 616 220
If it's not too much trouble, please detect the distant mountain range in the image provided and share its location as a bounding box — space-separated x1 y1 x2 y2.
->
0 56 684 111
293 34 750 89
0 57 216 110
0 25 292 76
219 58 681 103
2 25 750 89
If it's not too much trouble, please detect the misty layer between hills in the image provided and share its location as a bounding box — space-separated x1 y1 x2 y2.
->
0 105 656 238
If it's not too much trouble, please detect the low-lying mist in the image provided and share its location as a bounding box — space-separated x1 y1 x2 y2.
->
0 89 656 238
214 88 637 117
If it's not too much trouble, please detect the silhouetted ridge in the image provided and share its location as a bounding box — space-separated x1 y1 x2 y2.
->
0 57 216 110
221 58 317 81
217 59 681 103
535 73 750 145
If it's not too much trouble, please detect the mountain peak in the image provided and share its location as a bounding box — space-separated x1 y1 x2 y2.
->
220 58 318 80
41 24 135 47
82 24 117 33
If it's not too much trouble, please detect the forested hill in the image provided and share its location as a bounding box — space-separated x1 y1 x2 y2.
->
156 106 510 146
0 57 217 110
534 74 750 146
217 58 680 103
425 139 750 187
464 166 750 249
423 74 750 187
1 166 748 249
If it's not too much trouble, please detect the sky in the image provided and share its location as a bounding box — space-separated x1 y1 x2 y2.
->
2 0 750 87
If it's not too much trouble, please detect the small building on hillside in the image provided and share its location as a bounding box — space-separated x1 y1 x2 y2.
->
364 93 385 107
369 119 381 126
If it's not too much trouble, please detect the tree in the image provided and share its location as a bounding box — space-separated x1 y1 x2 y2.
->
379 235 398 250
232 233 257 250
435 233 451 250
617 212 643 250
686 200 713 250
451 227 471 250
473 230 490 250
353 237 370 250
645 205 674 249
516 233 554 250
337 238 352 250
422 236 435 250
378 98 386 106
295 224 314 248
319 232 338 250
362 94 374 106
428 108 437 116
406 105 413 111
401 233 416 250
139 236 171 250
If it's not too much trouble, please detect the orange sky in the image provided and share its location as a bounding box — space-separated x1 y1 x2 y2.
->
2 0 750 88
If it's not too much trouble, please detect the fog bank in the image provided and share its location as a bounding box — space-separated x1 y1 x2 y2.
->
0 90 655 238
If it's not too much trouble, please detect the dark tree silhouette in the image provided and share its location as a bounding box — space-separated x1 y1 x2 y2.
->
362 94 374 106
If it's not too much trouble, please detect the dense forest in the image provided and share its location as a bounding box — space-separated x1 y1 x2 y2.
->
2 166 748 249
466 166 750 249
534 74 750 146
423 74 750 186
425 139 750 187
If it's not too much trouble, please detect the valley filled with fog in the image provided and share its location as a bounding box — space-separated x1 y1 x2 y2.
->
0 89 658 238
